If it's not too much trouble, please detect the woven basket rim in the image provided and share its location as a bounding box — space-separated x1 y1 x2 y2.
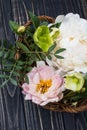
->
18 15 87 113
24 15 55 28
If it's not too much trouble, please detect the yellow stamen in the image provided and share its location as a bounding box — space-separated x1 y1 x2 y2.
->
36 80 52 94
79 40 87 44
69 37 74 41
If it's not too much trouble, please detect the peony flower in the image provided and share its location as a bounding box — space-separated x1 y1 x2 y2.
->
50 13 87 73
33 25 53 52
64 72 84 91
22 62 64 106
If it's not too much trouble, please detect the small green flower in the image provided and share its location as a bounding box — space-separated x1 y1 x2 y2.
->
33 25 53 52
64 72 84 91
17 26 25 33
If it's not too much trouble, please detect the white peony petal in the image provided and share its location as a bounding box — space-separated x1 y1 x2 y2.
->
51 13 87 73
75 67 87 73
55 15 65 23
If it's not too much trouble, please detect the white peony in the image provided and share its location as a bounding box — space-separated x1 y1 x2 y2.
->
50 13 87 73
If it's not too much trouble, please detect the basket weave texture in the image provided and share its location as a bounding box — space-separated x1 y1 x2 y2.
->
19 15 87 113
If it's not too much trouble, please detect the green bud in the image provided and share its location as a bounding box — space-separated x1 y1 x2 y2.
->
72 102 77 106
17 26 25 33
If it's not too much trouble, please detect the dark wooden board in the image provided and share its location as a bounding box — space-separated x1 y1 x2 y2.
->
0 0 87 130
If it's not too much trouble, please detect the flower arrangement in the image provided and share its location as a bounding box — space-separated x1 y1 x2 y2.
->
1 12 87 112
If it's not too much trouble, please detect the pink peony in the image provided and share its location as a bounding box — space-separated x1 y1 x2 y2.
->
22 63 64 106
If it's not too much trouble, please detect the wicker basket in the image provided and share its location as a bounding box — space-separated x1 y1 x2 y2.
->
18 16 87 113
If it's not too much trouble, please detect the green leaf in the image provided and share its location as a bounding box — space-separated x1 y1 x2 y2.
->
4 64 14 67
24 75 29 84
47 55 52 60
71 92 87 101
26 27 35 38
27 60 34 65
29 11 40 29
55 22 61 28
26 67 32 72
0 80 8 88
48 44 56 52
9 21 19 34
55 48 66 54
0 68 11 72
55 55 64 59
16 42 30 53
50 22 61 28
17 60 25 65
15 65 23 70
40 21 48 26
10 78 18 86
4 50 10 59
6 49 16 59
0 51 3 57
0 74 9 78
12 72 20 76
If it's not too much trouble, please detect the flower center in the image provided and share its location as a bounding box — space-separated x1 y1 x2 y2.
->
69 37 74 41
36 80 52 94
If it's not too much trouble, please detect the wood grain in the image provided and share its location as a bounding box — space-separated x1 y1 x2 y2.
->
0 0 87 130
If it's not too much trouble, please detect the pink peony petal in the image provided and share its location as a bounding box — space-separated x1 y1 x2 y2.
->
40 97 59 106
32 72 40 84
25 94 32 100
27 67 37 82
22 83 30 94
38 66 55 80
22 64 64 106
52 74 63 88
32 96 42 104
46 90 59 98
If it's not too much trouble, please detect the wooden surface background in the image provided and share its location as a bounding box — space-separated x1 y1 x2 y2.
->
0 0 87 130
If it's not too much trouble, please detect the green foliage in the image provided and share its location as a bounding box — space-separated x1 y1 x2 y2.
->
48 44 56 52
10 78 18 86
0 13 65 89
0 51 3 57
0 80 9 88
54 55 64 59
50 22 61 28
0 74 9 78
0 12 87 107
47 55 52 60
54 48 66 54
40 21 48 26
48 45 65 59
29 11 40 29
16 42 30 53
24 75 29 84
9 21 20 34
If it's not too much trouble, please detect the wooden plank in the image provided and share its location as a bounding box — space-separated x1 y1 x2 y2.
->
0 0 87 130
